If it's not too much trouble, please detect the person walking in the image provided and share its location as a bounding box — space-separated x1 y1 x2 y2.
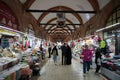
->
95 46 101 73
51 45 58 65
80 45 93 76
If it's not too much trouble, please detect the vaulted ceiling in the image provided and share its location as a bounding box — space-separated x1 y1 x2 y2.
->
19 0 110 42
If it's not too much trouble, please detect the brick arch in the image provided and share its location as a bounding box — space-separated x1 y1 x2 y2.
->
37 6 83 26
88 0 100 12
0 1 20 30
43 17 76 31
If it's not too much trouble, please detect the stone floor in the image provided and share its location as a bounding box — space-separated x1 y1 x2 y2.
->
31 50 107 80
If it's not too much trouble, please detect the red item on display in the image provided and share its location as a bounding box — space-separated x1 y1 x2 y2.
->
20 44 25 51
78 39 80 42
71 41 75 47
25 40 29 48
97 36 101 42
21 68 31 75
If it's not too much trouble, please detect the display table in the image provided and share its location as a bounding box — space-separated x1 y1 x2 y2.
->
101 67 120 80
0 63 31 80
0 57 18 71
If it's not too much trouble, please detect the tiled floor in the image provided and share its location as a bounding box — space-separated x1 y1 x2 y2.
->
31 50 106 80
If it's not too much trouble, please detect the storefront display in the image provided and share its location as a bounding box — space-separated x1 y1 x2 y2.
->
101 54 120 80
103 24 120 55
0 25 44 80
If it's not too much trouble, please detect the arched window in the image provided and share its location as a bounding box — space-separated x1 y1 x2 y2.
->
106 6 120 26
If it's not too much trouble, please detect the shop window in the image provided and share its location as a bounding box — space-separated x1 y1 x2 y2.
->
108 16 112 22
117 7 120 10
106 6 120 27
118 18 120 22
117 10 120 17
113 20 116 24
113 13 116 20
106 22 112 26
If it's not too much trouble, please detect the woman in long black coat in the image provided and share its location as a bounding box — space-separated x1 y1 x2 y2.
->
66 45 72 65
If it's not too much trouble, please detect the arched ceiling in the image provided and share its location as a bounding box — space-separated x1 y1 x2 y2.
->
19 0 111 42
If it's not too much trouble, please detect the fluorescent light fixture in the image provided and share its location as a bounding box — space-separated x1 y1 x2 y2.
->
96 23 120 32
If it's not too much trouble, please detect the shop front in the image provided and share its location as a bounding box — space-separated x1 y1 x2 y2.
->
99 24 120 80
103 24 120 55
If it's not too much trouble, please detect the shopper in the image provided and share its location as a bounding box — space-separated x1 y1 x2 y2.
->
100 39 106 55
95 46 102 73
66 44 72 65
51 45 58 65
48 44 52 58
80 45 93 76
39 45 44 60
61 43 67 65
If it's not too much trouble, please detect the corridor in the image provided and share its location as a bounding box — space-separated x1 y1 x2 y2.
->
31 50 107 80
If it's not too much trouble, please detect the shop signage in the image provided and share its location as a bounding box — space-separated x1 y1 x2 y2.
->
0 1 18 30
0 28 15 36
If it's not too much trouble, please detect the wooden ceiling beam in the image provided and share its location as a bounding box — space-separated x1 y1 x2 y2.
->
37 6 83 26
40 23 82 25
26 9 96 13
24 0 35 9
88 0 100 12
49 28 70 35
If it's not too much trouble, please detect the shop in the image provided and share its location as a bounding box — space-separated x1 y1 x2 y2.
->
103 24 120 55
96 23 120 80
0 26 33 80
0 2 45 79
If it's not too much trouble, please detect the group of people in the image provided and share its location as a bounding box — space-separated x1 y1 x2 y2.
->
80 44 102 76
48 43 72 65
61 43 72 65
48 42 102 76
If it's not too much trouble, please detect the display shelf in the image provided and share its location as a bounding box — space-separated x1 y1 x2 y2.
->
0 63 30 80
0 57 18 71
101 67 120 80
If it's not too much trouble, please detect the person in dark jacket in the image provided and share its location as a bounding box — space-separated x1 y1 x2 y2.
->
95 46 102 73
48 44 52 58
61 43 67 65
66 44 72 65
51 45 58 65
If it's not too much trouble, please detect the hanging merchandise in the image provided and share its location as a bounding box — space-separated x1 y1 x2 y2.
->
24 36 28 40
24 38 30 49
97 35 101 42
78 39 80 43
1 18 6 24
40 39 42 45
70 41 75 48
